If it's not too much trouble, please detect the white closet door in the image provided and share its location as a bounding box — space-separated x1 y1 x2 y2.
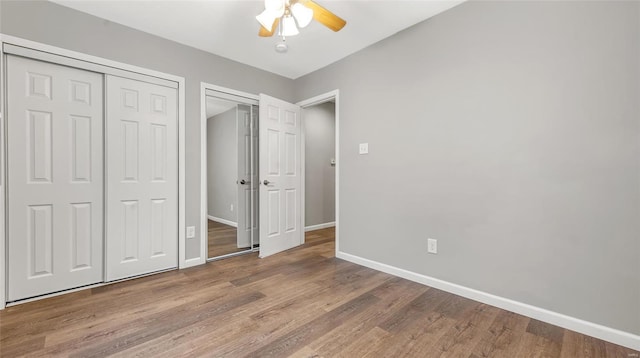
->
105 75 178 281
7 55 104 301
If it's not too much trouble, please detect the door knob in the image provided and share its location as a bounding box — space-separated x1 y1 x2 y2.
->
239 179 249 185
263 180 272 185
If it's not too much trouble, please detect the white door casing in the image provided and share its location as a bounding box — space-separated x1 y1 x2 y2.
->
106 75 178 281
259 94 302 258
7 55 104 301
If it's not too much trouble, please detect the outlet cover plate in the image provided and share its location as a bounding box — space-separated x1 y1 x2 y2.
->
427 238 437 254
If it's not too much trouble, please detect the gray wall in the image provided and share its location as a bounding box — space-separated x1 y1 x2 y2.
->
207 109 237 224
0 0 295 260
304 102 336 227
294 1 640 335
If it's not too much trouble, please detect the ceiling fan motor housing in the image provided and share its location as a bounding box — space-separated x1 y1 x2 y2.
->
275 41 289 53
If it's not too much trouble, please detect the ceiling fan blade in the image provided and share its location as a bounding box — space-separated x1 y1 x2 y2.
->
258 18 280 37
303 0 346 32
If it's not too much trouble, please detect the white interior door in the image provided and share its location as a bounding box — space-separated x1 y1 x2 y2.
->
237 106 251 248
7 55 104 301
106 75 178 281
259 94 302 258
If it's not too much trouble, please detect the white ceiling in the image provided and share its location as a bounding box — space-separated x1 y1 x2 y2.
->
50 0 465 79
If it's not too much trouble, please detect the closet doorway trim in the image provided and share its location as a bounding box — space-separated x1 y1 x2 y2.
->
199 82 260 264
0 34 188 310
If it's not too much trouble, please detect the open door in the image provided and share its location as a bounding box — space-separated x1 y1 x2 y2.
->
259 94 302 258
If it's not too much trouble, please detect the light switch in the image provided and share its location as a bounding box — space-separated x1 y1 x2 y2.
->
186 226 195 239
359 143 369 155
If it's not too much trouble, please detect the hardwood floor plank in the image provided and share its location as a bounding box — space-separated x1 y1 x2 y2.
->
604 340 640 358
429 303 501 357
470 310 530 358
41 281 236 348
244 292 380 358
288 345 323 358
230 255 329 287
527 318 566 346
69 291 266 358
378 287 450 333
0 335 45 357
432 293 477 320
165 299 325 357
1 274 196 348
516 331 563 358
332 326 390 358
35 286 262 357
1 228 636 357
308 278 428 357
367 310 456 357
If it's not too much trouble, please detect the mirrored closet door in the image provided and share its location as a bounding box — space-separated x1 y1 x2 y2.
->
205 92 259 260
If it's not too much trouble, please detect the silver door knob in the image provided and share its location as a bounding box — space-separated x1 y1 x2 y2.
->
263 180 271 185
239 179 249 185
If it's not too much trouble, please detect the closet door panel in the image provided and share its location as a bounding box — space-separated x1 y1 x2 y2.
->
106 75 178 281
7 55 104 301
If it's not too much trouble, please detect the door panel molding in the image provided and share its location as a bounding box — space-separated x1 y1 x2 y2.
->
0 34 187 309
6 55 104 301
105 75 178 281
259 94 303 258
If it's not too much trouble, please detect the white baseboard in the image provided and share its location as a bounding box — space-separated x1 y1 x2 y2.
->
305 222 335 232
336 251 640 351
182 256 205 269
208 215 237 228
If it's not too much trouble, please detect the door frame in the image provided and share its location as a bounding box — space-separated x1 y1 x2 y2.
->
199 82 260 262
297 90 340 253
0 34 188 309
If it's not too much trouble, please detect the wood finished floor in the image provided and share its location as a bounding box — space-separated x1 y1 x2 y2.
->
208 219 249 258
0 227 637 357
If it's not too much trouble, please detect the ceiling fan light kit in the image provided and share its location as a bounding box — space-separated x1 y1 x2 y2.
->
256 10 279 31
281 14 300 37
256 0 346 52
291 3 313 28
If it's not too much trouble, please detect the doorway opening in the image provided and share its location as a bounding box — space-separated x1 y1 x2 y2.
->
204 93 259 261
299 90 339 253
199 85 339 262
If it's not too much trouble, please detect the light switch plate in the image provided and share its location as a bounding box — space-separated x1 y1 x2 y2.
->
359 143 369 154
186 226 196 239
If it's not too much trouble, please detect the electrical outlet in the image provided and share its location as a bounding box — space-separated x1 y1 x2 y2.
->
186 226 195 239
230 204 234 212
427 238 438 254
359 143 369 155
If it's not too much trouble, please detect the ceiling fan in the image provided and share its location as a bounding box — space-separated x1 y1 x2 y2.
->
256 0 347 41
